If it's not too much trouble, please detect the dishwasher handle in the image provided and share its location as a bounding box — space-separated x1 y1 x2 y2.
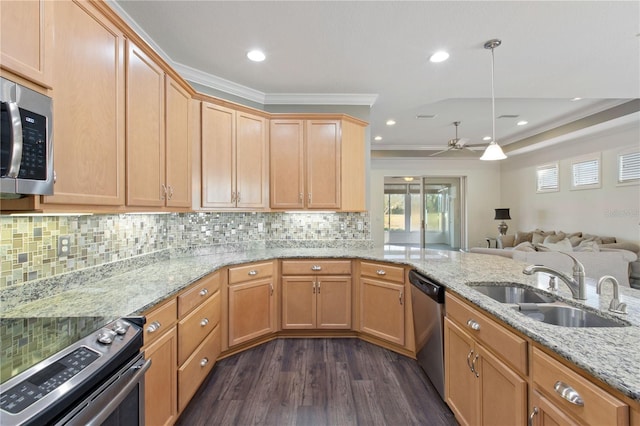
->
409 270 445 304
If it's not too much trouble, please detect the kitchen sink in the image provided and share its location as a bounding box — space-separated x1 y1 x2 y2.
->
521 305 630 328
470 284 555 304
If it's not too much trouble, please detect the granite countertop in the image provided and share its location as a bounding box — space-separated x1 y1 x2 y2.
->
3 246 639 402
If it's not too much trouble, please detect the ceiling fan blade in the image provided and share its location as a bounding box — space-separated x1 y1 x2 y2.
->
430 148 452 157
464 143 490 148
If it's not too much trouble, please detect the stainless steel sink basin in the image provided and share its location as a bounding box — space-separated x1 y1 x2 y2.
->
521 305 629 328
471 284 555 304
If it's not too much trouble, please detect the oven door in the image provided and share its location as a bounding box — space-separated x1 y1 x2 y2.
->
56 353 151 426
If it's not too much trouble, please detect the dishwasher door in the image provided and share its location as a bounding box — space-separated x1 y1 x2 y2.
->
409 270 445 400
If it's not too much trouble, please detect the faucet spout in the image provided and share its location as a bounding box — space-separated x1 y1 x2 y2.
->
522 251 586 300
596 275 627 314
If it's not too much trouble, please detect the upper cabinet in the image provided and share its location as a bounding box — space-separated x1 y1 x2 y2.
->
164 76 192 208
201 102 267 209
0 0 53 87
42 0 126 206
270 117 366 211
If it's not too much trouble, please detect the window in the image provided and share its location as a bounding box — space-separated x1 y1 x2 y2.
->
536 163 559 193
618 150 640 185
571 154 601 190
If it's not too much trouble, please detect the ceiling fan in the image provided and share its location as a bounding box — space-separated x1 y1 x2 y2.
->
430 121 487 157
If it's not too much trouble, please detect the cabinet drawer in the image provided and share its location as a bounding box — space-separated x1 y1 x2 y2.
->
446 293 527 375
143 299 177 346
229 261 273 284
178 271 220 318
178 324 221 412
360 261 404 284
281 260 351 275
177 291 220 365
532 348 628 426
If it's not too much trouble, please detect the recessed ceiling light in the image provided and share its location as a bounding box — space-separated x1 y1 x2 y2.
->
483 136 492 141
517 120 528 126
429 51 450 63
403 177 414 182
571 97 583 101
247 50 266 62
374 136 382 141
386 120 396 126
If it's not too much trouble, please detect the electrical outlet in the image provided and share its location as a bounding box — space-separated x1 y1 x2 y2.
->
258 223 264 232
357 222 364 231
58 235 71 258
340 223 346 231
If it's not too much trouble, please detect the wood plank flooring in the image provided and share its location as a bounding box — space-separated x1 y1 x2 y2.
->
176 338 457 426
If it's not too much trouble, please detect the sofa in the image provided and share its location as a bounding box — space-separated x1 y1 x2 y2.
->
471 229 640 288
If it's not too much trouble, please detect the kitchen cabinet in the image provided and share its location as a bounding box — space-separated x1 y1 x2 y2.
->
281 260 352 329
0 0 52 87
444 292 528 426
227 261 276 347
142 299 178 426
201 102 267 209
359 261 407 346
42 0 126 206
269 116 366 211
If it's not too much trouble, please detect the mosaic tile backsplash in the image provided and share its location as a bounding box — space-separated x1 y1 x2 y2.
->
1 212 370 289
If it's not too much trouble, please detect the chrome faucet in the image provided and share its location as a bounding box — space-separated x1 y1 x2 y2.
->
522 251 586 300
596 275 627 314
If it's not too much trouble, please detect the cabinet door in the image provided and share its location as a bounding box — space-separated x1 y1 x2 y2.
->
235 111 266 208
44 0 125 206
270 119 304 209
306 120 340 209
478 345 528 426
359 277 405 345
165 76 192 208
201 102 235 208
228 278 275 346
444 317 479 426
530 390 581 426
317 276 351 329
0 0 52 87
282 277 315 329
126 41 165 207
144 327 177 426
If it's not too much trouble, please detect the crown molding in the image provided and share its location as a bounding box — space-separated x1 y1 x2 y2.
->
265 93 378 106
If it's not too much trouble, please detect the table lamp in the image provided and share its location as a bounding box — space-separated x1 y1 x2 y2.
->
494 208 511 235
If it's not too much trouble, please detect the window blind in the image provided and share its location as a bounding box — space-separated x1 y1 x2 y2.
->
618 151 640 183
572 159 599 188
536 164 558 192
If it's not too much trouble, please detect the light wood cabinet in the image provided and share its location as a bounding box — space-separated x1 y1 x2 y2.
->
228 262 276 347
0 0 52 87
42 0 125 206
201 102 267 209
270 117 366 211
359 262 406 346
281 259 352 329
164 76 192 208
530 390 581 426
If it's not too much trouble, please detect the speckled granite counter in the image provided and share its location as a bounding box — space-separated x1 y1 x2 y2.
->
2 246 640 402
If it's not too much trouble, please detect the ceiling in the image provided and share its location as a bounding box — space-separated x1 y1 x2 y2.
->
110 1 640 157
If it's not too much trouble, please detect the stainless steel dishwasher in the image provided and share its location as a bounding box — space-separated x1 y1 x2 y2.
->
409 269 446 400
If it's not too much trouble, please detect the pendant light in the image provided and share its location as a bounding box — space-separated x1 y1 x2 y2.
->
480 39 507 161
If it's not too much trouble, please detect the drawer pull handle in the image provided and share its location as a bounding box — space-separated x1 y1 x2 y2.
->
376 269 386 275
554 381 584 406
528 407 539 426
467 319 480 331
311 265 322 271
317 281 321 294
399 290 404 305
200 357 209 367
146 321 161 333
472 354 479 378
248 270 258 276
200 318 209 327
199 288 208 297
466 350 474 372
270 283 274 296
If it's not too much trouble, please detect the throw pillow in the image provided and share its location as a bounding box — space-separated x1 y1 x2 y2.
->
538 238 573 252
513 241 536 252
532 230 555 245
543 232 567 243
569 236 584 247
574 240 600 252
514 231 533 245
599 236 617 244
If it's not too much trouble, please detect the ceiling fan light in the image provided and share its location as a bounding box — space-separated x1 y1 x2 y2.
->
480 142 507 161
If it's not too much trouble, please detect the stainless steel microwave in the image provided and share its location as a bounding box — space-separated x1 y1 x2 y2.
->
1 77 53 198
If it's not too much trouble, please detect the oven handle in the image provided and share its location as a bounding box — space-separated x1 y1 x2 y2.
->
83 358 151 426
4 101 23 178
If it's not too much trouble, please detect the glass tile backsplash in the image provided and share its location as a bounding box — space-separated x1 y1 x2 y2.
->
0 212 370 288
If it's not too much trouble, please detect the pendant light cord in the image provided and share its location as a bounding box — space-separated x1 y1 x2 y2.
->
490 46 496 143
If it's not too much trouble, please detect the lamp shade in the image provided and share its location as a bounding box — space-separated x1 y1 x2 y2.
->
494 208 511 220
480 142 507 161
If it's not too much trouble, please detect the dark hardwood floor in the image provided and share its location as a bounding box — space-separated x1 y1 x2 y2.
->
176 338 457 426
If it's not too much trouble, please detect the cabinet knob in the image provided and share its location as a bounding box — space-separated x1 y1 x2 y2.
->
376 269 386 276
554 381 584 406
467 319 481 331
200 357 209 367
311 265 322 271
199 288 209 297
200 318 209 327
248 270 258 276
146 321 161 333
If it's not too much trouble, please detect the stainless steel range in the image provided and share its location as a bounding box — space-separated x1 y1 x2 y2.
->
0 317 149 426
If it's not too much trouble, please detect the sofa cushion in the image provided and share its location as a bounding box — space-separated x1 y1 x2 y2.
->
538 237 573 252
514 241 536 251
574 240 600 252
532 230 555 245
543 232 567 243
514 231 533 245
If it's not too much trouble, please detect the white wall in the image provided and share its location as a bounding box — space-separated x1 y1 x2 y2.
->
370 158 502 248
500 121 640 244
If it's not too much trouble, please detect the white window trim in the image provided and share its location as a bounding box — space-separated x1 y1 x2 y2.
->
617 148 640 186
536 162 559 193
570 153 601 191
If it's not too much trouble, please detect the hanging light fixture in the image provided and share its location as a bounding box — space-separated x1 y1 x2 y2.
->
480 39 507 161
